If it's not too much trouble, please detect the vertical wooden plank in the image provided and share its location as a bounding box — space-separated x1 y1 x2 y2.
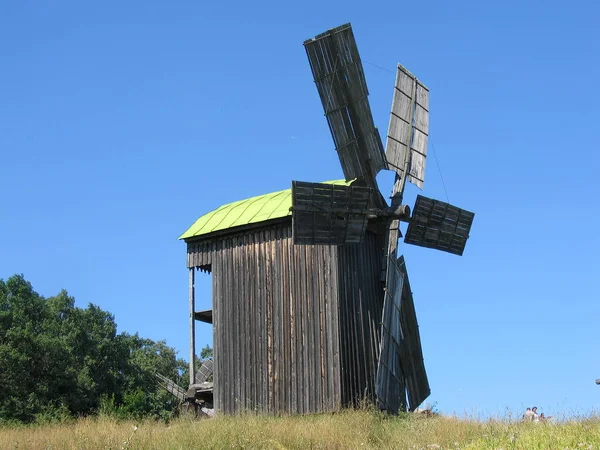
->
320 246 328 411
363 234 376 399
274 228 282 414
325 244 337 410
304 244 312 413
222 239 229 414
312 246 323 412
243 232 252 411
217 244 226 413
288 226 298 414
281 226 291 413
294 238 303 413
240 235 247 412
262 230 269 414
228 239 236 414
337 246 347 405
229 237 244 412
272 227 282 414
325 244 335 410
318 246 327 412
370 232 384 398
300 244 309 413
221 239 229 414
251 231 259 412
213 249 220 413
252 231 259 412
305 244 314 413
266 229 274 414
332 244 342 410
189 268 196 386
344 246 357 406
257 230 265 413
357 245 368 403
347 246 359 405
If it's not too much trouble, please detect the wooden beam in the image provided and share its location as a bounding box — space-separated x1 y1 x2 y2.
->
189 267 196 386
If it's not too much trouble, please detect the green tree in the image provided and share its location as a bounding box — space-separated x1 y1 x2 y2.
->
0 275 51 421
200 344 213 360
0 274 188 423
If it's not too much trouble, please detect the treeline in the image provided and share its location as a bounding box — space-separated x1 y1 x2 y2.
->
0 274 201 423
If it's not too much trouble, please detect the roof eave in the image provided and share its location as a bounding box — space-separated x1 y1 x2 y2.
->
182 216 292 244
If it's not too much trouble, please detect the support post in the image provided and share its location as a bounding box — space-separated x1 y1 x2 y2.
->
189 267 196 386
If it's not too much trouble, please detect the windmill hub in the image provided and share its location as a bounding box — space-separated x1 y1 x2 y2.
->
386 204 411 221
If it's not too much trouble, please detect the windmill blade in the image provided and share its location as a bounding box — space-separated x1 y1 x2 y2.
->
375 254 407 413
292 181 373 245
376 255 431 413
405 195 475 256
386 64 429 191
155 372 186 402
304 23 388 197
397 256 430 411
195 359 214 384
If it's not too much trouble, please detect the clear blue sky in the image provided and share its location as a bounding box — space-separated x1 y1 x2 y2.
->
1 0 599 418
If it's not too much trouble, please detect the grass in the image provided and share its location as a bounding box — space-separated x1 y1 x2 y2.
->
1 409 600 449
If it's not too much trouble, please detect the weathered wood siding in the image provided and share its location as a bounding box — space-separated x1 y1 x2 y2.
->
187 222 343 414
337 231 384 407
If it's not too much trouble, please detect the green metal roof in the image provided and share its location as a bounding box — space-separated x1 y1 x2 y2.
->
179 179 351 240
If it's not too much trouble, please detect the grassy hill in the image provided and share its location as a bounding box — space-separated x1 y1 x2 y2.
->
1 409 599 449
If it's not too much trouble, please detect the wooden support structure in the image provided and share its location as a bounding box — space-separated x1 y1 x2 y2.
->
189 267 195 386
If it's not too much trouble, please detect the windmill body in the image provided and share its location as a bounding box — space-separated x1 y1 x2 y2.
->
179 23 474 416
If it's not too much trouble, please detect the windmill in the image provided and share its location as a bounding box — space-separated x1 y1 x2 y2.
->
179 22 474 416
291 23 475 412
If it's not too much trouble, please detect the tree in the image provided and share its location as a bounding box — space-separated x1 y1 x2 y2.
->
200 344 213 360
0 274 188 423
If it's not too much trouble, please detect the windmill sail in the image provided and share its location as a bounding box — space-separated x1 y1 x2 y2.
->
375 254 407 413
155 373 186 402
397 256 430 411
375 255 430 413
386 64 430 190
304 23 388 197
195 359 214 384
404 195 475 256
292 181 373 245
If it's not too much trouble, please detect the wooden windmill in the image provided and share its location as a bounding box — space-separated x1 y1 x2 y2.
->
179 23 474 415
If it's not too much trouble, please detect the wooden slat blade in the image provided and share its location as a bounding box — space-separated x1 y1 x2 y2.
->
155 373 186 402
304 23 388 193
291 180 372 245
404 195 475 256
375 254 407 413
195 359 214 384
385 64 430 192
397 256 430 411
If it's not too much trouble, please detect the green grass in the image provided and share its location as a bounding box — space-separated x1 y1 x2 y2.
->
1 410 600 449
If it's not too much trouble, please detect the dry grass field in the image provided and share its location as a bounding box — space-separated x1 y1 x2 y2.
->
1 409 600 449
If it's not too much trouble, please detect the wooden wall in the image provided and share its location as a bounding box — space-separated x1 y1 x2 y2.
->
337 232 384 407
187 222 344 414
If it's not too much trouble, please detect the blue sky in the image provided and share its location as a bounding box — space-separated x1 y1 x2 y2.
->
1 0 599 418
